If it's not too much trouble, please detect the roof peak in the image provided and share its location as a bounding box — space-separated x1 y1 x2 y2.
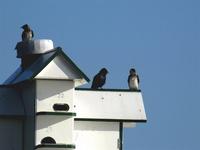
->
4 47 90 86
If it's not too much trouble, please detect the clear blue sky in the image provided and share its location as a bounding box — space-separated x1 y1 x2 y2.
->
0 0 200 149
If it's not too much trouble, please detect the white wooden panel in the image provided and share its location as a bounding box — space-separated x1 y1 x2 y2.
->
74 90 147 121
36 55 80 80
74 121 119 150
36 115 74 145
36 80 74 112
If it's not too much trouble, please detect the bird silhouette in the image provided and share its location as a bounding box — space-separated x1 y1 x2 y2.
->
21 24 34 41
128 68 140 90
91 68 108 89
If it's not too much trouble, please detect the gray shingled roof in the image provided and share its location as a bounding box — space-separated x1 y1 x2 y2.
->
4 47 90 85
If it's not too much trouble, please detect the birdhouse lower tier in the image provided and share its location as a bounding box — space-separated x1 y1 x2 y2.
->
72 88 146 150
36 113 75 147
74 121 123 150
35 80 76 149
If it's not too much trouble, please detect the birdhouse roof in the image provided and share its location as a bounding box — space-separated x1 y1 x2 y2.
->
3 47 90 86
0 86 24 118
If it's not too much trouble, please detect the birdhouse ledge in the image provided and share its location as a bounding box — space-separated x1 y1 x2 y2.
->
74 88 147 122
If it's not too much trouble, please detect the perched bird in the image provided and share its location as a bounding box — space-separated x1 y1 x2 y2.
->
91 68 108 89
128 68 140 90
21 24 34 41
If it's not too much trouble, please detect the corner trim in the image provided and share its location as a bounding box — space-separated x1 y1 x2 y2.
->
36 111 76 116
57 48 90 82
75 88 141 92
119 122 123 150
75 118 146 123
35 144 75 149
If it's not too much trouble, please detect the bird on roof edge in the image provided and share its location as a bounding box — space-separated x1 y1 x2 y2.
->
128 68 140 90
91 68 108 89
21 24 34 41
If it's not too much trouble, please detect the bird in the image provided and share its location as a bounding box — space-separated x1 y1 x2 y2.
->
21 24 34 41
128 68 140 90
91 68 108 89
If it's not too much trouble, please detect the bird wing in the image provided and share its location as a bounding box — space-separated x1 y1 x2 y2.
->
31 30 34 38
21 31 26 41
128 75 131 83
98 76 106 87
91 74 100 89
137 74 140 83
91 74 106 89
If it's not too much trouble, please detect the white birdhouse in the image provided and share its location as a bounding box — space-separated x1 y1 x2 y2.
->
0 39 147 150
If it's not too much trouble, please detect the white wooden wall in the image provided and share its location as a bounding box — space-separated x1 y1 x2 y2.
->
36 80 74 112
35 80 75 146
36 115 74 145
74 121 120 150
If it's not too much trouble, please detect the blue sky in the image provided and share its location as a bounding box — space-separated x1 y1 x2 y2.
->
0 0 200 149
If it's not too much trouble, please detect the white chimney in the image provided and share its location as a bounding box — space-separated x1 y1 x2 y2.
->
15 39 54 68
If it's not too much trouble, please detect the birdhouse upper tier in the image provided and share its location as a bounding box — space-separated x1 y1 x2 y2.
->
6 39 90 86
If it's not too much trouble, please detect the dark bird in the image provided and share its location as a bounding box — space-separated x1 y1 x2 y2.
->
128 68 140 90
21 24 34 41
91 68 108 89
